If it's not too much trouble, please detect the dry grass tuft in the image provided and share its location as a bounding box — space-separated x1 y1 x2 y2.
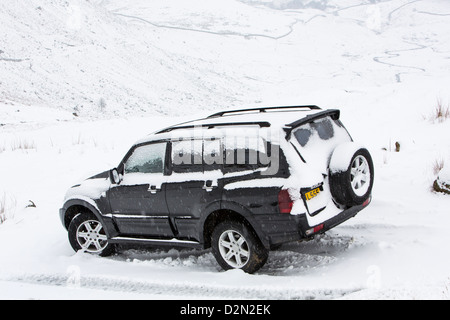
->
428 99 450 123
0 194 6 224
11 138 36 151
0 193 17 224
433 158 445 176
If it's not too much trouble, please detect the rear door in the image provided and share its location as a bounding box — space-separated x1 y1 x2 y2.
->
108 142 173 238
165 138 223 241
290 116 352 216
221 135 280 215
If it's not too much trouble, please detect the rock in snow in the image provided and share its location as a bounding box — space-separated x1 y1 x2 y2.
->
434 165 450 195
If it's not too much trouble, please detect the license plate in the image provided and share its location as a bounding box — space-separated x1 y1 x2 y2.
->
305 187 321 201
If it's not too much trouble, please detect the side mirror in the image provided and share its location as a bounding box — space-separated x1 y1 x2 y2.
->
109 168 121 184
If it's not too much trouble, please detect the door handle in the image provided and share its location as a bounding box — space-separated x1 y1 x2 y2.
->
202 180 214 192
148 185 161 194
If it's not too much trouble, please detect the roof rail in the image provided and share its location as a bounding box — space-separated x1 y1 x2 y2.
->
207 105 321 118
156 121 271 134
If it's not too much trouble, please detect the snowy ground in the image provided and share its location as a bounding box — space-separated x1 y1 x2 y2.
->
1 0 450 300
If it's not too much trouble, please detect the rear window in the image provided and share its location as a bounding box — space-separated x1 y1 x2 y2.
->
291 117 352 166
293 118 338 147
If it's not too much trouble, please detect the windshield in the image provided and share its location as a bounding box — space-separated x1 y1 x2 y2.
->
291 117 352 172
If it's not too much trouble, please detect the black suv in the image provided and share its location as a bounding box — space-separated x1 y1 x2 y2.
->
60 106 373 273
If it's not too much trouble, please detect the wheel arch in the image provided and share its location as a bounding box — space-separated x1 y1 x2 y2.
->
61 199 104 230
202 202 270 250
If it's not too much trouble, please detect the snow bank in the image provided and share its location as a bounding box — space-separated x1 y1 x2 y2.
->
438 165 450 184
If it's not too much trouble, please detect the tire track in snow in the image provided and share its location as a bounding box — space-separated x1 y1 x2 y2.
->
117 248 342 277
116 233 354 276
3 273 363 300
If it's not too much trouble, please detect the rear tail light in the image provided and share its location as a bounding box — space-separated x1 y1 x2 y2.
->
278 189 293 214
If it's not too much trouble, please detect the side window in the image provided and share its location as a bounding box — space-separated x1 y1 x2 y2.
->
171 139 203 173
223 136 268 173
203 138 223 171
124 143 166 174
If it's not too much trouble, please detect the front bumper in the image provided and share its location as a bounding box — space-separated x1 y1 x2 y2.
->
59 208 66 229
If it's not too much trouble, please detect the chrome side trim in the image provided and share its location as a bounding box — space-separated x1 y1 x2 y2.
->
104 214 193 219
105 214 169 219
110 237 199 245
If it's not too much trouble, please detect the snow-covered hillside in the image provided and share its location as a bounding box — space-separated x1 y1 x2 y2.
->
0 0 253 118
1 0 450 300
2 0 449 119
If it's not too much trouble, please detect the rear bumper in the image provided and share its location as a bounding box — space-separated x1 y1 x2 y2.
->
254 199 370 249
304 201 368 236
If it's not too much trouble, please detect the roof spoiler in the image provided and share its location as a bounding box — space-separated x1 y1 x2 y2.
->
283 109 341 139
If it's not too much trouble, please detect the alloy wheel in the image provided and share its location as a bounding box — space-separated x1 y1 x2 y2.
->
218 230 250 268
350 155 371 197
76 220 108 253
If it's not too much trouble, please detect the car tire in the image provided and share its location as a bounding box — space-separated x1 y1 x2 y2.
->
211 220 268 274
68 212 115 257
329 147 374 206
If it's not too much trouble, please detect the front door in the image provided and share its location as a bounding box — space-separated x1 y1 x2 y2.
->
108 142 173 238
